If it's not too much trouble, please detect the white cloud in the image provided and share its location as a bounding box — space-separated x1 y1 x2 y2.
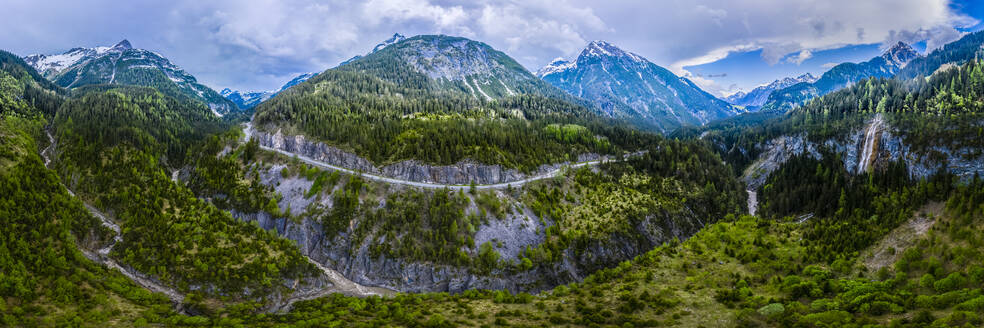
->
786 49 813 65
0 0 977 92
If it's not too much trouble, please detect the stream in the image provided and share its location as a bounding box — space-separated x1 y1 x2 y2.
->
42 129 394 314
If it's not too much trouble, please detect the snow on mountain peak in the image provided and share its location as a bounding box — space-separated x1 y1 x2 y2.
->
372 33 406 53
539 41 650 78
536 57 575 78
113 39 132 50
579 40 647 63
583 40 621 57
882 41 919 67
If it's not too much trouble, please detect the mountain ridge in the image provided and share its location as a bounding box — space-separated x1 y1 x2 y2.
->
725 73 819 109
220 72 317 109
538 40 739 132
23 39 238 116
761 41 920 112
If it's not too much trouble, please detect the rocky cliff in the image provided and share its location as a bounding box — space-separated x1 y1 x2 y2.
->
252 127 601 185
227 163 703 294
743 115 984 189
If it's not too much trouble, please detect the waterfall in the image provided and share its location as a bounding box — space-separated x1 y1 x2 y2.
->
858 114 885 173
747 190 758 216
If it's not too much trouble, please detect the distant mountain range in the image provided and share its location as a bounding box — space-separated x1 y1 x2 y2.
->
538 41 739 131
725 73 818 110
220 72 316 109
761 42 920 112
24 40 237 116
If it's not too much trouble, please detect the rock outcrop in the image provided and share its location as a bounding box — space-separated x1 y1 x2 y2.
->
252 127 600 185
743 115 984 189
229 165 704 294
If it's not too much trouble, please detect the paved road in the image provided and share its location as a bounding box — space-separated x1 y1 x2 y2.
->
243 123 642 190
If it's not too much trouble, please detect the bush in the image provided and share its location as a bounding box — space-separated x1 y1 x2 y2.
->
757 303 785 318
934 272 966 293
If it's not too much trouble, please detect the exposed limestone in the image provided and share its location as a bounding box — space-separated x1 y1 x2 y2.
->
231 165 704 294
743 116 984 190
251 126 601 185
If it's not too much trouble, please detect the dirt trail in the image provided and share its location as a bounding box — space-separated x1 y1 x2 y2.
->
862 202 943 273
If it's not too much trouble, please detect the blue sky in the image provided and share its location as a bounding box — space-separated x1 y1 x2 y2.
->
0 0 981 95
687 0 983 96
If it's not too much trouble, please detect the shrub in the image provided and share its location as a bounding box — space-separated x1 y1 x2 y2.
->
757 303 785 318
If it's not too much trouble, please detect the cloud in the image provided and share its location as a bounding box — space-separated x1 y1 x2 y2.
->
0 0 977 92
821 62 841 68
785 49 813 65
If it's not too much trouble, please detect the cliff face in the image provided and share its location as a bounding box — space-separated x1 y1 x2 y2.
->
224 162 705 294
743 115 984 189
252 127 600 185
233 208 701 294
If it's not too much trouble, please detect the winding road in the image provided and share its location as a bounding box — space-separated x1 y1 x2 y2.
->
243 123 643 190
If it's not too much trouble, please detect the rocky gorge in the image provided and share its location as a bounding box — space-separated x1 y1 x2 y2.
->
226 160 707 294
742 114 984 190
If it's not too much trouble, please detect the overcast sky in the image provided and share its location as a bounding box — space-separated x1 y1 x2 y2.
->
1 0 982 95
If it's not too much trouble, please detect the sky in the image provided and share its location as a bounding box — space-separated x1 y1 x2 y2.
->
1 0 982 95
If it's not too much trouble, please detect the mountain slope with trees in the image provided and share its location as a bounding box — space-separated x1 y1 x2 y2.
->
24 40 238 116
253 35 653 172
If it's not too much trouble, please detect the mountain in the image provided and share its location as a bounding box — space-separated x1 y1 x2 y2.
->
278 72 318 91
538 41 739 132
725 73 818 109
372 33 407 53
761 41 920 112
340 34 568 100
23 40 238 116
220 72 317 109
338 33 407 67
254 34 638 172
896 30 984 80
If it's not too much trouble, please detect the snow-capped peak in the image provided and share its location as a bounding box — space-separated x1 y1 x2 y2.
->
882 41 919 67
579 40 647 63
279 72 317 91
113 39 132 50
372 33 406 53
24 40 136 75
537 41 651 78
583 40 621 57
536 57 576 77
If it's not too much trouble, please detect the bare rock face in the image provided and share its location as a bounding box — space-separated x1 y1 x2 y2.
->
252 127 600 185
229 176 703 294
742 134 822 190
743 116 984 189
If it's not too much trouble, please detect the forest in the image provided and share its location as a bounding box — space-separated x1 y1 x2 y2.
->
253 47 656 172
4 32 984 327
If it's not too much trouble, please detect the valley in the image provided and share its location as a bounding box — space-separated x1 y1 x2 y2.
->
2 6 984 327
